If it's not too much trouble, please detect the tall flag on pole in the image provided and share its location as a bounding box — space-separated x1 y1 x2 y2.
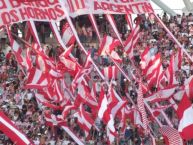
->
124 23 140 59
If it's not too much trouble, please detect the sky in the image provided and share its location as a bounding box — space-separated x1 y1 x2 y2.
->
150 0 187 15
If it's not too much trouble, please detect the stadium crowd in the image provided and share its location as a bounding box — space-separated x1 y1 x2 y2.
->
0 12 193 145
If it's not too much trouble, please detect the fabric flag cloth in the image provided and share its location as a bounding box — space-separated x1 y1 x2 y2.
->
109 50 122 63
61 22 76 46
140 47 153 70
159 126 183 145
35 93 62 110
176 93 193 140
44 111 65 127
0 111 33 145
165 54 178 85
124 23 140 59
88 14 101 42
98 35 120 56
145 85 177 103
98 88 116 134
185 75 193 99
101 65 118 80
105 14 123 45
137 81 149 134
25 67 49 89
6 27 26 69
125 14 133 30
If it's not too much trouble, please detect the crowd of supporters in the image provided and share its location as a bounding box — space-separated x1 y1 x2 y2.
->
0 11 193 145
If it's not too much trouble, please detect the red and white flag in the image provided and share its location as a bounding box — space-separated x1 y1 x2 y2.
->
59 53 80 76
67 0 85 12
98 35 120 56
125 14 133 30
102 65 118 80
98 88 116 134
165 54 178 85
159 126 183 145
137 81 149 134
143 53 161 77
124 23 140 59
72 54 93 85
140 47 152 70
75 104 94 136
35 93 62 110
177 93 193 140
105 14 123 45
174 48 183 71
185 75 193 99
88 14 101 42
61 22 76 46
145 85 177 103
44 111 65 127
62 104 77 118
75 82 98 108
25 48 32 71
25 67 49 89
109 50 122 63
6 27 25 68
0 111 33 145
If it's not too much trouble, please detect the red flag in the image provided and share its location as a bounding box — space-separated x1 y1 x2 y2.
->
25 67 50 89
0 111 33 145
98 35 120 56
61 22 76 46
101 66 119 80
124 24 140 59
177 93 193 140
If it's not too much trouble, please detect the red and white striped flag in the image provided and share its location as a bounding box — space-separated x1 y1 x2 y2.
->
25 48 32 71
177 93 193 140
174 48 183 70
44 111 65 127
140 47 152 70
124 23 140 59
25 67 50 89
137 81 149 134
61 22 76 46
67 0 85 12
98 88 116 134
102 65 119 80
165 54 178 85
185 75 193 99
75 82 98 108
88 14 101 42
125 14 133 30
106 14 123 45
159 126 183 145
0 111 33 145
35 93 62 110
98 35 120 56
145 85 177 103
109 50 122 63
6 27 26 68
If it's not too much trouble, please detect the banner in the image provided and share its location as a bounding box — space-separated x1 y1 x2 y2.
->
0 0 65 27
65 0 154 17
0 0 153 27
